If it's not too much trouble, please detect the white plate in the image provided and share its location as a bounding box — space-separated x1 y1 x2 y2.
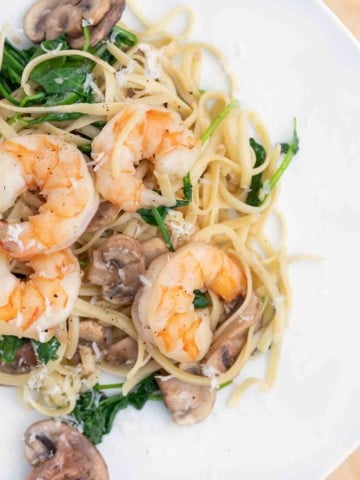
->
1 1 360 479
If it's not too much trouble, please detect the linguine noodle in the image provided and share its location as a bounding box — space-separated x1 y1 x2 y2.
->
0 0 291 418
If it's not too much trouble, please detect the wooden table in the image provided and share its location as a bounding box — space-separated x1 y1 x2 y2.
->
322 1 359 478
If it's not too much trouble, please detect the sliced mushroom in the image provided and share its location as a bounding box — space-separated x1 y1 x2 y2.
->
204 292 263 373
85 234 146 306
78 0 111 24
141 237 168 267
44 5 83 41
24 0 70 43
24 420 109 480
24 0 125 47
70 0 126 48
0 342 37 375
79 319 105 345
105 336 138 366
156 363 216 425
86 201 120 232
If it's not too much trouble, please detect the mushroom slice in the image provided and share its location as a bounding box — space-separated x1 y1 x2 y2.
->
24 0 79 43
70 0 126 48
24 0 124 47
44 5 83 40
105 336 138 366
79 0 111 25
0 342 37 375
157 363 216 425
141 237 168 267
205 292 263 373
24 419 109 480
79 319 105 345
85 234 146 306
86 201 120 232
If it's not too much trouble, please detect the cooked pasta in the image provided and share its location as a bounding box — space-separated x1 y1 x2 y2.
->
0 0 296 426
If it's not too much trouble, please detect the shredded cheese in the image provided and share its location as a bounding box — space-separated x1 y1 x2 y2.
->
139 275 152 288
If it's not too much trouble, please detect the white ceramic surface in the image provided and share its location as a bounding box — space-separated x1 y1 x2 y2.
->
1 1 360 479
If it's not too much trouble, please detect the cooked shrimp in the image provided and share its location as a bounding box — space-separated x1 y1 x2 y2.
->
0 249 80 341
92 105 200 211
0 134 99 259
132 242 247 363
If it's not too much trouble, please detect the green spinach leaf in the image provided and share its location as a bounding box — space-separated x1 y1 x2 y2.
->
111 26 138 47
137 174 193 250
71 375 160 445
32 337 61 364
245 138 267 207
193 290 212 309
22 112 84 127
0 336 27 363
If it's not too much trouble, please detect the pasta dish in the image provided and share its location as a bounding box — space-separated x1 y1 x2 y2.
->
0 0 298 477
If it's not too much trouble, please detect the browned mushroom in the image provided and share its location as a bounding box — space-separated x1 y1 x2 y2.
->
86 201 120 232
0 342 37 375
141 237 168 267
24 0 125 47
44 5 83 41
204 292 263 373
85 234 146 306
24 419 109 479
105 336 138 366
156 363 216 425
24 0 67 43
78 0 111 24
71 0 126 48
79 319 105 345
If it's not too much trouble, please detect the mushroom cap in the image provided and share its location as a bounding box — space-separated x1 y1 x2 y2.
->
86 201 120 232
156 363 216 425
141 237 168 267
79 319 105 345
24 419 109 480
24 0 125 46
70 0 126 48
78 0 111 25
24 0 79 43
44 5 83 41
204 292 263 373
85 233 146 306
0 342 37 375
105 336 138 366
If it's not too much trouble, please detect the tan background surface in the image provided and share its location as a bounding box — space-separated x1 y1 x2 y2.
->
322 1 359 479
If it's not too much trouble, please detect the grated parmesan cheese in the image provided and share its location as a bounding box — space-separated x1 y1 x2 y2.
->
84 74 104 102
36 326 47 343
90 295 98 305
139 275 152 288
138 43 161 80
116 61 136 88
92 151 106 172
201 364 219 389
7 224 24 252
82 18 94 27
272 295 287 308
168 220 195 237
155 374 175 382
262 179 271 195
41 42 63 53
27 365 48 390
92 341 102 361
